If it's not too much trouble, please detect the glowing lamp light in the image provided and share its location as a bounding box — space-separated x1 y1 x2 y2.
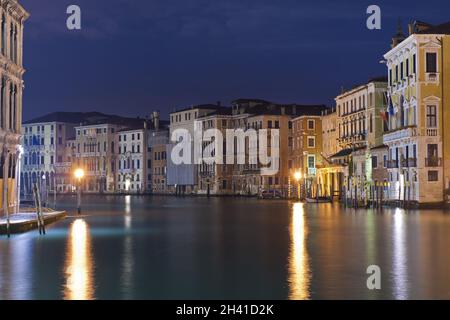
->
74 169 85 180
294 171 302 182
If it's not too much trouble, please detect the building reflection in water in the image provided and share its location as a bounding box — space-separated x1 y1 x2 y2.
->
392 208 408 299
10 236 33 300
0 236 33 300
64 219 95 300
121 195 134 298
288 202 311 300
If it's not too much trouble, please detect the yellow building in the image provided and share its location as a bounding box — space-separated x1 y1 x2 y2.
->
334 77 388 204
321 108 339 159
290 114 324 198
317 108 345 199
383 20 450 206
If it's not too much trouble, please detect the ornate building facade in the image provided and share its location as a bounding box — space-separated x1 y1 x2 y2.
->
383 21 450 205
0 0 28 216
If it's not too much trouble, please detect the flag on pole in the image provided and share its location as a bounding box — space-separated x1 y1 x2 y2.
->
387 92 395 116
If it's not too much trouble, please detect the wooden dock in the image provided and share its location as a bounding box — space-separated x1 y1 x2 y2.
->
0 211 67 235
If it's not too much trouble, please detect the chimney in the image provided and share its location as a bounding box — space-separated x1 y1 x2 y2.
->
408 23 414 35
152 111 160 131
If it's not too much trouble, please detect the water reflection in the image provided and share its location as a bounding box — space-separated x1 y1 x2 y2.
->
288 202 311 300
392 209 408 299
64 219 95 300
0 236 33 300
10 236 33 299
121 196 134 298
124 195 131 230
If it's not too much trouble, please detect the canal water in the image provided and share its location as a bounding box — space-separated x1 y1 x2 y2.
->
1 195 450 300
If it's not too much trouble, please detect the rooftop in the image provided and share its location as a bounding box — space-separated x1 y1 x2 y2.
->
170 104 227 114
24 111 168 130
416 21 450 35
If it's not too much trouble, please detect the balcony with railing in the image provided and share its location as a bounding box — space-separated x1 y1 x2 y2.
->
425 157 442 167
22 164 46 171
425 128 438 137
383 126 417 143
386 160 399 169
401 158 417 168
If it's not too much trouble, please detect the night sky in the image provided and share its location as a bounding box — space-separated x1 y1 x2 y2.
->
21 0 450 121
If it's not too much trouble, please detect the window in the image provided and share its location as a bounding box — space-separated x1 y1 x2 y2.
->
428 170 438 182
372 156 378 169
307 120 315 130
274 121 279 129
400 62 404 79
427 144 438 158
383 155 387 168
426 52 437 73
413 54 416 74
426 105 437 128
307 136 315 148
268 121 273 128
308 155 315 168
406 58 410 77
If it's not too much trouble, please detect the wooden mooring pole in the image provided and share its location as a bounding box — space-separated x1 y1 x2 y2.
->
33 183 46 235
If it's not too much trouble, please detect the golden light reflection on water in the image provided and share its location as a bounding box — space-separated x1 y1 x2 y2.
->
392 208 408 299
64 219 94 300
288 202 311 300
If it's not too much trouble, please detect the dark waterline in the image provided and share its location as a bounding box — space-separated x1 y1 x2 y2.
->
1 195 450 300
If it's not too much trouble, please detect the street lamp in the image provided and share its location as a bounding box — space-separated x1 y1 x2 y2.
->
294 171 302 200
74 168 85 214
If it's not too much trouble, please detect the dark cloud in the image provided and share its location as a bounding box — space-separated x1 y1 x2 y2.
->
20 0 450 121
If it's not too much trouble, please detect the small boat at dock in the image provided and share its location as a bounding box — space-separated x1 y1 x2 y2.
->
306 197 332 203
